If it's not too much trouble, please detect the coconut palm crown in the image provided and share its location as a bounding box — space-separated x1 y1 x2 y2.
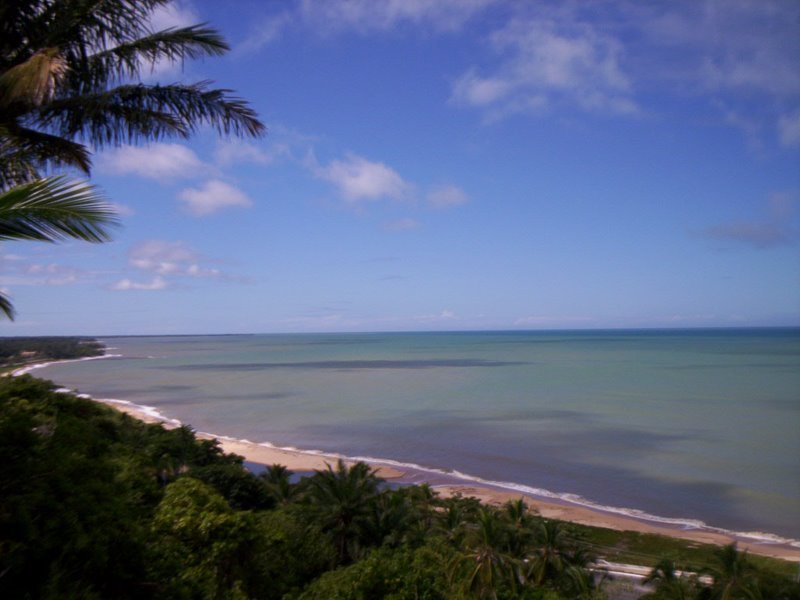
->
1 0 264 187
0 0 264 319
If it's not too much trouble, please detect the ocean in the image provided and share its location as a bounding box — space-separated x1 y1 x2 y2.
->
29 328 800 543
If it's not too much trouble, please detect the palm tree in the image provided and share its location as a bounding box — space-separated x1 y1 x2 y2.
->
1 0 263 187
502 497 538 558
709 543 751 600
524 518 596 593
0 176 116 318
260 463 297 505
1 0 264 318
457 508 517 600
304 460 382 564
641 559 693 599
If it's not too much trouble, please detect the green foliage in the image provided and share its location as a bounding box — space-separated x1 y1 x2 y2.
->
291 543 458 600
1 375 799 599
302 459 382 564
0 335 104 366
0 175 116 242
148 477 258 599
0 0 265 188
251 509 335 598
0 375 261 598
189 463 274 511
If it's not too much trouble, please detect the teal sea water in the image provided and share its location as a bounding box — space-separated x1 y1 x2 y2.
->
30 329 800 542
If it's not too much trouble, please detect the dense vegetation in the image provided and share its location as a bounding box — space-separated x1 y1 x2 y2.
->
0 375 797 599
0 336 104 370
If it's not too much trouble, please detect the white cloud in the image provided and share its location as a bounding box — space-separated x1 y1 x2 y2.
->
778 111 800 148
98 143 207 180
314 153 411 203
298 0 497 34
237 0 498 54
452 17 637 119
112 240 242 292
237 12 293 54
214 140 287 166
112 276 168 291
129 240 201 275
110 203 136 217
2 263 85 286
0 255 90 287
427 184 468 209
148 0 199 31
177 179 253 216
24 263 80 285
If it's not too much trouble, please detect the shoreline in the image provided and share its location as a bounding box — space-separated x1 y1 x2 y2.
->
12 355 800 563
96 398 800 563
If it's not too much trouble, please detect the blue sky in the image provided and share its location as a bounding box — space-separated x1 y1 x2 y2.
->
3 0 799 335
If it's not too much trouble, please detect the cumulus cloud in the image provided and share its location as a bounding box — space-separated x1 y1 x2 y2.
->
177 180 253 216
112 276 168 291
298 0 497 34
0 253 92 287
214 140 290 167
3 263 85 286
236 12 294 54
129 240 199 275
98 143 207 180
451 16 637 119
148 0 199 31
445 1 798 141
112 239 243 291
427 184 468 209
238 0 497 53
313 153 411 203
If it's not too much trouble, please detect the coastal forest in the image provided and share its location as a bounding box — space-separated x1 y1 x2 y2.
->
1 374 798 600
0 337 104 371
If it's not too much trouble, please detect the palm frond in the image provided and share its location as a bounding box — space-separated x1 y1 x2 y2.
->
0 175 118 242
0 290 15 320
84 26 228 85
0 125 91 186
37 81 264 145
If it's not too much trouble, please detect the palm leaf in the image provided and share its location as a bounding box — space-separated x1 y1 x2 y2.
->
0 175 118 242
0 290 15 320
0 125 92 187
37 81 264 145
84 26 228 85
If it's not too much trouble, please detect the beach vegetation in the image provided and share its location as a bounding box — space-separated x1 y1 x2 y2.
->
1 375 798 599
0 335 104 370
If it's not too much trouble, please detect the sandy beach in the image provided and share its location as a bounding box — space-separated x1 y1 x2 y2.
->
100 397 800 563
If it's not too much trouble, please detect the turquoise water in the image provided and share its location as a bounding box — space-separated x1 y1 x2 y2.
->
32 329 800 541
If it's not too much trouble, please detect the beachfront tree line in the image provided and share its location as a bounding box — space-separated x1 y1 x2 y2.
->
1 375 798 600
0 336 104 368
0 0 264 319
